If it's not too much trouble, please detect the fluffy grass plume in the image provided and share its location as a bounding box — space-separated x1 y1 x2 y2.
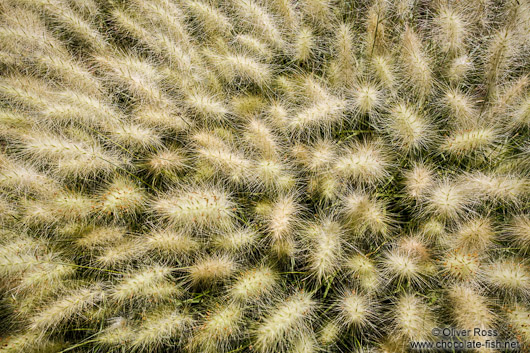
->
0 0 529 352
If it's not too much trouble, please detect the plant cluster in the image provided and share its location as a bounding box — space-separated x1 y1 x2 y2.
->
0 0 529 352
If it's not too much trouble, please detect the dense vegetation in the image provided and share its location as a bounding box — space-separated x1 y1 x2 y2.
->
0 0 529 352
